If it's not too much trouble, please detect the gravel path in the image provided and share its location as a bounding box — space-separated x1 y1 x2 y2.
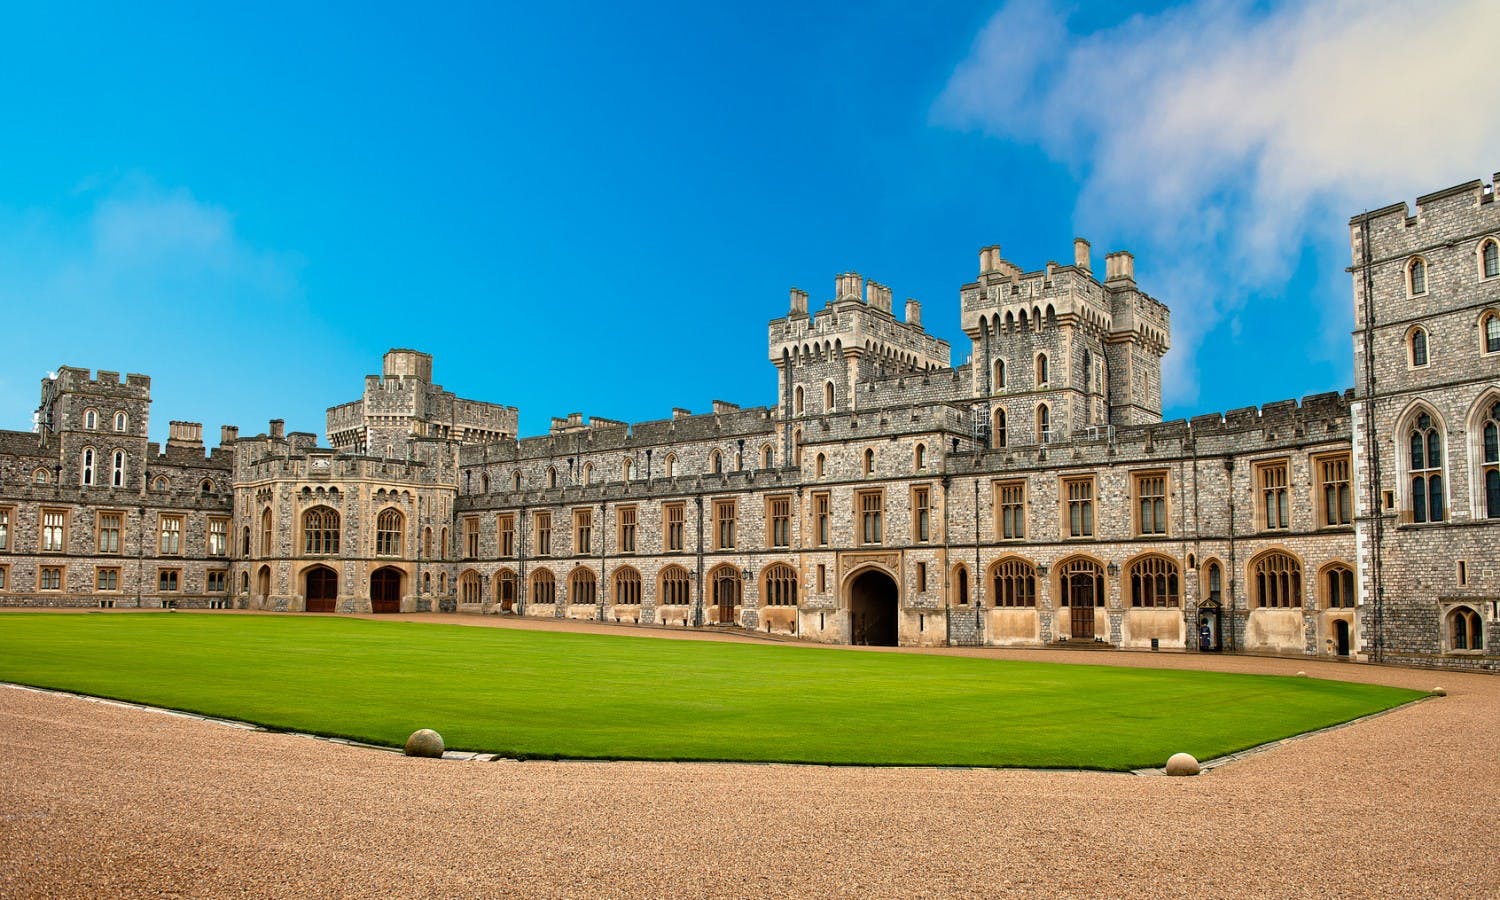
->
2 615 1496 898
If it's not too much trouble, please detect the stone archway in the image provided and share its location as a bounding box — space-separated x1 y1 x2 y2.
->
304 565 338 613
370 567 402 614
847 568 898 647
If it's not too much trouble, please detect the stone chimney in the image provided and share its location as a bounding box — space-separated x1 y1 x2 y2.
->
220 425 239 444
167 421 203 449
836 272 863 302
711 400 741 414
866 281 892 314
672 407 693 419
905 299 922 328
789 287 809 317
1074 238 1091 272
269 419 285 440
1105 251 1135 282
979 245 1002 275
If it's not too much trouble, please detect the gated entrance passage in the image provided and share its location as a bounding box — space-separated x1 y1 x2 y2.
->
848 568 898 646
305 565 337 613
370 567 401 614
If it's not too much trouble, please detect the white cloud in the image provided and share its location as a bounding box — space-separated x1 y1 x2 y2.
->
935 0 1500 406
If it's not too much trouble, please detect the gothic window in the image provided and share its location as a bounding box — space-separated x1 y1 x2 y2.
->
857 490 883 545
613 567 642 605
1134 471 1168 535
953 563 969 605
660 565 691 605
996 480 1025 539
617 506 637 552
459 570 482 604
863 448 875 475
1037 404 1051 443
242 526 251 556
531 568 555 604
991 558 1037 607
1063 475 1093 537
1205 560 1223 604
1409 327 1429 367
1482 312 1500 355
84 409 97 429
824 381 836 412
261 508 273 556
1448 606 1483 651
710 450 723 475
547 467 557 489
794 385 804 415
763 563 797 606
1318 454 1353 526
303 507 340 555
992 407 1007 449
1256 460 1290 531
993 359 1006 391
513 470 522 491
1409 411 1445 523
495 569 518 606
1480 238 1498 279
1129 556 1180 607
582 463 593 486
622 457 633 482
1036 353 1049 386
113 411 128 432
1480 399 1500 518
1407 257 1427 296
769 496 791 548
376 508 403 556
1323 564 1355 608
81 448 94 486
815 453 826 477
200 479 214 495
569 567 597 605
914 443 927 470
112 451 125 487
1252 551 1302 608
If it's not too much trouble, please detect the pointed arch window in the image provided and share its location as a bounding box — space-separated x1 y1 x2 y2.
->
1449 606 1483 651
1407 257 1427 296
763 563 798 606
1252 551 1302 608
824 381 835 412
260 508 273 556
1409 327 1429 367
1323 564 1355 608
112 451 125 487
761 445 774 469
1480 399 1500 519
914 443 926 471
531 568 556 604
1129 556 1180 607
993 408 1007 449
862 448 875 475
376 508 404 556
1409 411 1445 523
1037 404 1051 443
546 467 557 489
709 450 723 475
613 567 642 605
113 411 128 432
303 507 340 555
1204 561 1223 604
991 559 1036 607
663 454 676 478
794 385 804 415
1482 312 1500 355
993 359 1006 391
1036 353 1049 386
1481 238 1499 279
81 448 94 486
84 409 97 430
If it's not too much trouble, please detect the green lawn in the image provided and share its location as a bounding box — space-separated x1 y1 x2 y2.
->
0 613 1423 770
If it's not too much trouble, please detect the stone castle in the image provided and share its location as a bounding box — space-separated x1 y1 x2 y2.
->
2 175 1497 670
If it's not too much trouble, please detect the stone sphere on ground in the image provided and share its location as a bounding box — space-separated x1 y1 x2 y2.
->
1433 687 1447 696
1165 752 1201 776
404 729 445 758
1296 671 1307 677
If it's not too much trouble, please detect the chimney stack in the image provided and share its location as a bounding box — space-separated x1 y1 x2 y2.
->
167 421 204 448
789 287 809 317
866 281 892 314
979 245 1001 275
1074 238 1091 272
836 272 863 301
269 419 285 440
1104 250 1136 282
220 425 239 444
905 299 922 328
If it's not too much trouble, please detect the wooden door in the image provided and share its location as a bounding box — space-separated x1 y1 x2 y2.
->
305 567 337 613
1069 576 1095 639
370 568 401 614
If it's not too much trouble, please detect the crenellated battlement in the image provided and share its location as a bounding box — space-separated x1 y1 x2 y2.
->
1351 171 1500 260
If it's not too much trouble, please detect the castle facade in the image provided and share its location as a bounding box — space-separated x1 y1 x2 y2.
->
2 177 1496 670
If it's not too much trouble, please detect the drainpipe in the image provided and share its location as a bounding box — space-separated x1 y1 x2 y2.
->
694 495 705 627
1358 214 1386 663
1224 457 1237 652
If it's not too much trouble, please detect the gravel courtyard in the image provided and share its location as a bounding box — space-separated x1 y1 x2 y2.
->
2 614 1495 898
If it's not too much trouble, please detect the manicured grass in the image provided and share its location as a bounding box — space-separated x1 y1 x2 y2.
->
0 613 1423 770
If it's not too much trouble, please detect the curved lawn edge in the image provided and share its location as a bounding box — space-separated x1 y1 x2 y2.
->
0 613 1428 771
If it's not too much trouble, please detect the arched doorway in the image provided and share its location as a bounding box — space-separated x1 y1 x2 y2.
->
711 566 741 625
1060 558 1104 640
848 568 898 646
305 565 338 613
1334 619 1350 657
370 567 402 614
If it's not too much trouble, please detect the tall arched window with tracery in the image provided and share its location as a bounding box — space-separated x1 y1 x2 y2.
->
260 508 273 556
375 508 403 556
1129 556 1180 607
763 563 797 606
993 359 1006 391
1035 353 1049 386
303 507 340 555
613 567 642 605
1483 312 1500 355
1407 257 1427 295
1409 411 1445 523
1409 327 1429 367
112 450 125 487
1252 551 1302 608
1036 404 1050 442
1480 399 1500 519
992 408 1007 449
80 448 94 486
1323 564 1355 608
991 558 1036 607
1480 238 1499 279
1448 606 1483 651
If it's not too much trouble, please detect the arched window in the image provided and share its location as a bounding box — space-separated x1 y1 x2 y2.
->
663 454 676 478
531 569 556 604
1129 556 1180 607
914 443 926 470
763 563 798 606
257 565 271 597
863 448 875 475
570 567 597 605
794 385 804 415
112 451 125 487
709 450 723 475
1204 560 1223 604
1252 551 1302 608
1036 353 1049 386
815 453 826 477
480 473 490 493
81 448 94 486
84 409 97 430
113 411 128 432
622 457 633 482
1082 351 1092 391
240 571 250 594
546 467 557 489
1408 257 1427 296
260 508 273 556
513 470 522 491
1323 564 1355 608
1409 410 1445 523
1480 399 1500 518
660 565 691 605
1037 404 1050 442
423 526 433 558
437 572 446 593
613 567 642 605
200 479 214 495
439 527 449 560
953 564 969 605
375 508 403 556
1482 312 1500 355
459 570 482 604
993 408 1007 449
991 558 1036 607
582 462 593 486
761 445 774 469
242 526 252 556
303 507 340 555
1480 238 1498 279
1409 327 1429 367
824 381 835 411
152 476 168 492
495 569 519 608
32 468 48 484
993 359 1006 390
1448 606 1484 651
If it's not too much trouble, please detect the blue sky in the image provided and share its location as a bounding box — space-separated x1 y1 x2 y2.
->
1 1 1495 441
